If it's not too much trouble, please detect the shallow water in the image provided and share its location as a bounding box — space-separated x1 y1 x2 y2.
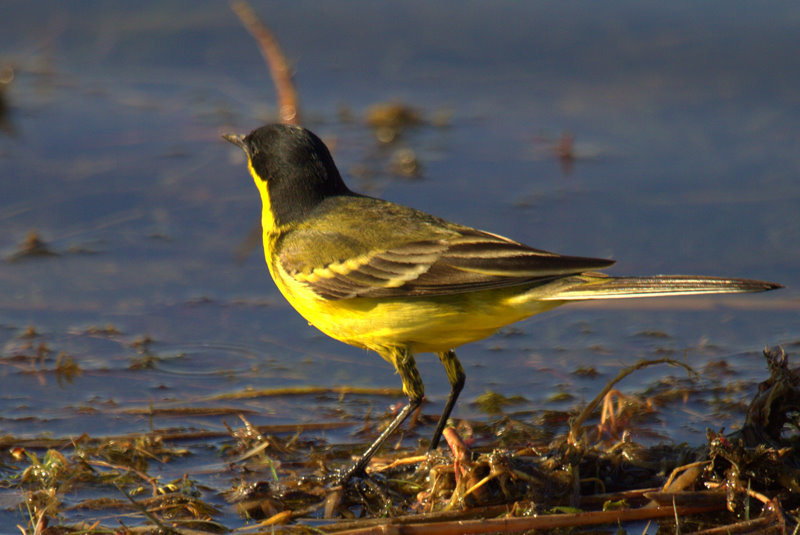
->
1 1 798 529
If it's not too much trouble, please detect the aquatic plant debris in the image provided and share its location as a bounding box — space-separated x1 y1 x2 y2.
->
5 347 799 533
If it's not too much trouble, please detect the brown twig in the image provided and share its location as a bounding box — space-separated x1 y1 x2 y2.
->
661 461 709 492
86 460 160 497
685 497 785 535
324 503 724 535
114 483 185 535
568 358 698 446
705 481 774 507
230 0 300 124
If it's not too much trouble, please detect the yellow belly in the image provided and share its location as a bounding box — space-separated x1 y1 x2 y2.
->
269 259 562 356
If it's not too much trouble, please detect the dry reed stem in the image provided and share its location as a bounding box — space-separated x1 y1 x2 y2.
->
231 0 300 125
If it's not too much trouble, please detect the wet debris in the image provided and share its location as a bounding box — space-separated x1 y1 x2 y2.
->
209 350 797 533
363 101 427 178
6 231 58 261
0 64 13 135
740 345 800 446
4 348 799 532
5 231 99 262
473 390 528 415
528 131 609 176
387 146 421 178
366 102 423 144
83 324 122 336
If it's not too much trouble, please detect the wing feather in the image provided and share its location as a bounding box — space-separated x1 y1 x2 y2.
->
279 225 614 300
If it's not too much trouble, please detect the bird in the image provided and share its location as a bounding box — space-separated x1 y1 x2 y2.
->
222 123 781 482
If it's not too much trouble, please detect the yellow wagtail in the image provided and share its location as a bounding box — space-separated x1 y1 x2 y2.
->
223 123 781 481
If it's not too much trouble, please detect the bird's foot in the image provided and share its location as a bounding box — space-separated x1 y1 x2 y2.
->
297 460 369 488
328 463 368 487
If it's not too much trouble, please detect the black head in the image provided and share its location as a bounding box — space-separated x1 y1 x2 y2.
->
225 124 353 226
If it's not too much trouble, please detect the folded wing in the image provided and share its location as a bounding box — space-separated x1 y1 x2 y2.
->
282 228 615 300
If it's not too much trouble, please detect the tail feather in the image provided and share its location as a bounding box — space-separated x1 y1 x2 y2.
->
543 274 783 301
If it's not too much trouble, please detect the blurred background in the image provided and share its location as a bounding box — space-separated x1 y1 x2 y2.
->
0 0 798 528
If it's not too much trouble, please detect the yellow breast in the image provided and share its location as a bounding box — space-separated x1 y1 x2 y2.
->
266 254 560 356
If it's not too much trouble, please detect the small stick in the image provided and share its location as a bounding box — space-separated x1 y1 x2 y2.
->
568 358 698 446
231 0 300 124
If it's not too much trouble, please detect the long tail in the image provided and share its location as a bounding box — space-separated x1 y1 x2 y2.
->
542 274 782 301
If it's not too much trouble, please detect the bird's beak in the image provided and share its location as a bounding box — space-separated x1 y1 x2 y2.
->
221 133 247 153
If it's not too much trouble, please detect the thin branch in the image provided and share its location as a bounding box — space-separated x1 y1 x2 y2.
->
569 358 698 445
230 0 300 124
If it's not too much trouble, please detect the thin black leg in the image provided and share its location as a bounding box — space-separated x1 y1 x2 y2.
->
429 349 465 450
337 347 424 484
336 395 421 483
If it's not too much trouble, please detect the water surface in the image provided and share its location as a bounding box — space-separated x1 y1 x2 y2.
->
1 1 798 529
